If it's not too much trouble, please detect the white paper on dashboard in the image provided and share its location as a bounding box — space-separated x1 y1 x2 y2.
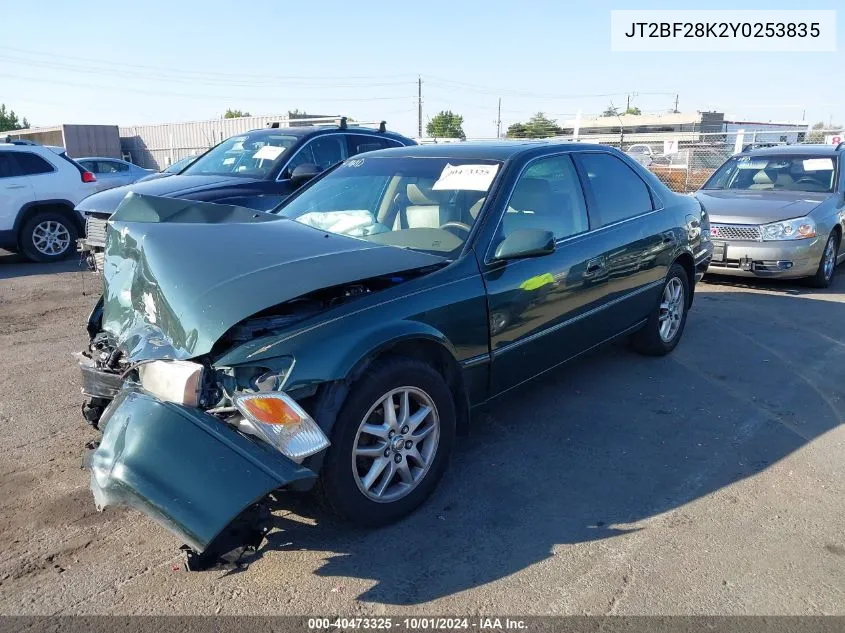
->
253 145 286 161
432 164 499 191
803 158 833 171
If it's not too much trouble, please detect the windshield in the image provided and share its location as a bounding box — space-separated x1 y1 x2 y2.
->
276 156 502 257
703 155 836 193
165 155 197 174
182 132 298 178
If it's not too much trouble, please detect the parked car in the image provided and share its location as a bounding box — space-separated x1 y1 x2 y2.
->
79 142 711 566
625 143 655 167
76 157 155 190
135 155 199 183
0 141 100 261
76 119 415 270
695 144 845 287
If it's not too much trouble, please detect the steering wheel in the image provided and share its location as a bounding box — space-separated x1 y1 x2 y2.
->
439 221 472 237
795 177 818 185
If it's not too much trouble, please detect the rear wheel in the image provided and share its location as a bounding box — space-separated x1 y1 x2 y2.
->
630 263 689 356
19 211 78 262
318 357 456 526
806 231 839 289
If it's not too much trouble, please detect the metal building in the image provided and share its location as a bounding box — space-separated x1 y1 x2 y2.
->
118 113 338 170
3 124 121 158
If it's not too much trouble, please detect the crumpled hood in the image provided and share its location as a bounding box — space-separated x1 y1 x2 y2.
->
76 174 259 214
695 190 830 225
101 193 446 361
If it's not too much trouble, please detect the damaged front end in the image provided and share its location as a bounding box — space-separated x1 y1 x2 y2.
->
78 193 446 566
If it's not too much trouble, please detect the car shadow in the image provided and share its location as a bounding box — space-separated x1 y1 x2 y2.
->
243 287 843 605
0 251 89 280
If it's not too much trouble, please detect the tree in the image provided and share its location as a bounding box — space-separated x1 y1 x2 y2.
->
622 106 641 115
601 105 619 117
506 112 562 138
0 104 30 132
426 110 465 139
223 109 251 118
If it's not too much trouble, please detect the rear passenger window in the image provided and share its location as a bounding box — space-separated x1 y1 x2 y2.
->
347 135 386 155
14 152 54 176
501 155 589 241
0 152 20 178
577 153 652 227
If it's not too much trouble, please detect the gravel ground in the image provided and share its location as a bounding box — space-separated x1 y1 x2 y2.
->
0 251 843 616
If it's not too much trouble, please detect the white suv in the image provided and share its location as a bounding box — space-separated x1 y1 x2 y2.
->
0 141 101 261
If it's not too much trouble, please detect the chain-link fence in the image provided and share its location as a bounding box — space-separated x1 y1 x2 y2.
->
418 129 844 193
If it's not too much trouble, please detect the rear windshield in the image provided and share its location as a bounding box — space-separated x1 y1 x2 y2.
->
703 155 836 193
57 152 88 175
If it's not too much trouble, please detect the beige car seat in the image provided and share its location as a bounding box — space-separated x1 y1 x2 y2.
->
395 182 443 229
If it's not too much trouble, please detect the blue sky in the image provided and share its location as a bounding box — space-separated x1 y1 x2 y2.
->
1 0 842 137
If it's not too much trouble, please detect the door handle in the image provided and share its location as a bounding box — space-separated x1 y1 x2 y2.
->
585 258 605 276
5 184 26 190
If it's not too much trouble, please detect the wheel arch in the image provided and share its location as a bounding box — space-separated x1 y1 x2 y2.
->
14 199 82 246
672 250 696 307
299 329 470 474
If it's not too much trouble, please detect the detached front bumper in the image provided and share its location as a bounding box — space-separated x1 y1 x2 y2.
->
707 237 822 279
87 389 316 553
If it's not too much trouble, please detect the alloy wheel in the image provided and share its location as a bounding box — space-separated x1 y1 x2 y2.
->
823 236 837 281
31 220 71 256
658 277 684 343
352 386 440 503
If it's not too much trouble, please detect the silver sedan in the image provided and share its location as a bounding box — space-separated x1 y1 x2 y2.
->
76 157 155 191
695 145 845 288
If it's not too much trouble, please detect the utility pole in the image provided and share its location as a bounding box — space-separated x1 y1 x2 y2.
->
417 76 423 138
496 98 502 138
674 94 679 113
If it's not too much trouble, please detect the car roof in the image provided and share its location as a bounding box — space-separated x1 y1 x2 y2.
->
742 144 840 157
0 143 66 155
354 140 606 161
242 126 411 142
78 156 129 162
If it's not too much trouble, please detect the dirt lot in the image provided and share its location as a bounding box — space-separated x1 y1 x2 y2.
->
0 251 843 616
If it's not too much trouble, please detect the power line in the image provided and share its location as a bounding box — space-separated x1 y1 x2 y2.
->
0 45 418 83
0 53 415 89
0 71 416 103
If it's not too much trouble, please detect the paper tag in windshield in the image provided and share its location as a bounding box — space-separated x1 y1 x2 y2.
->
253 145 285 161
803 158 833 171
433 163 499 191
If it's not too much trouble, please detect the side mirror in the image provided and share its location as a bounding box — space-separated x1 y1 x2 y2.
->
290 163 321 187
494 229 556 261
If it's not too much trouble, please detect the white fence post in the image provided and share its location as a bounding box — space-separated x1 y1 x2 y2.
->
733 129 745 155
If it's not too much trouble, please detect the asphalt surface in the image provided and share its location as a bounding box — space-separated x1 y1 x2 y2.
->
0 250 843 616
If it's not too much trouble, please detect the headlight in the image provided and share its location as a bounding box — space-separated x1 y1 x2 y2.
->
233 392 329 463
761 217 817 241
138 360 204 406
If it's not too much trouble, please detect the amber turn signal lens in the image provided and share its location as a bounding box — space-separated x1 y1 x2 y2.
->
241 397 301 426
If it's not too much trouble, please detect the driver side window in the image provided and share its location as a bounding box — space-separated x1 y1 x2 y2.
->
286 136 347 174
501 155 589 241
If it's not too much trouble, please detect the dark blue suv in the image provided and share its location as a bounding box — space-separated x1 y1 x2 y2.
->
78 119 415 268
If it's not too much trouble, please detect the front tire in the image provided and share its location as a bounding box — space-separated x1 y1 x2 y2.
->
806 231 839 289
318 356 456 526
630 263 690 356
19 211 78 262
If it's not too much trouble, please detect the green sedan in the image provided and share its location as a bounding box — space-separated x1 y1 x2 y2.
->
79 141 712 567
